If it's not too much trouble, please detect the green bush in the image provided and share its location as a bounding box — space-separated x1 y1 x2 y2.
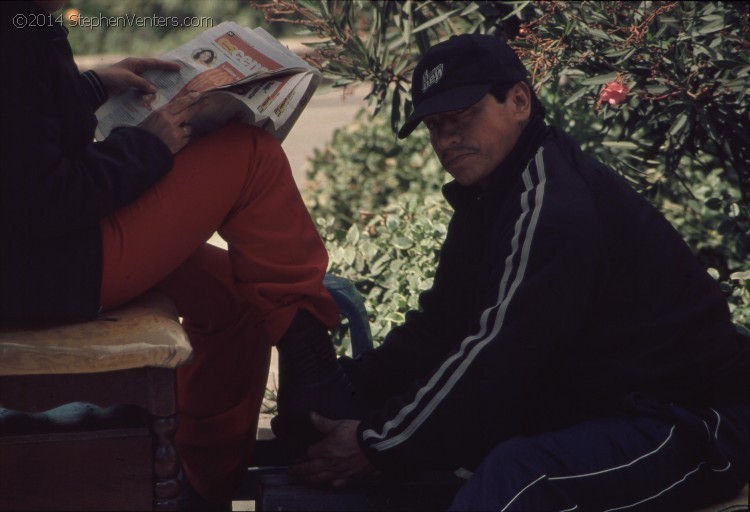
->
306 111 450 345
322 195 451 343
305 110 444 230
260 0 749 337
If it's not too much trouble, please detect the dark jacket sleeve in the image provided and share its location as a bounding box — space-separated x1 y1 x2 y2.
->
0 16 172 240
354 149 606 471
80 70 109 110
341 239 470 406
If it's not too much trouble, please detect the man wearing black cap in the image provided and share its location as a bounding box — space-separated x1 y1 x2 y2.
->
290 34 750 510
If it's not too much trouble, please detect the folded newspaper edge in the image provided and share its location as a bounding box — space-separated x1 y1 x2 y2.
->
94 22 322 143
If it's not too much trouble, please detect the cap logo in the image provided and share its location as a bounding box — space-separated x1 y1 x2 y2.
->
421 63 444 93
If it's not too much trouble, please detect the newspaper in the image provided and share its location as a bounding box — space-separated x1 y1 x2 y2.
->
95 22 321 143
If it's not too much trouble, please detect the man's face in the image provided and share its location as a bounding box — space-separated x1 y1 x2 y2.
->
423 83 531 188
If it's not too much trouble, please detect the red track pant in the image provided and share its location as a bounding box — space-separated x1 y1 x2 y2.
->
99 123 339 501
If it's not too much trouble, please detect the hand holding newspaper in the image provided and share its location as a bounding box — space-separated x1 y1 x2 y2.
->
95 22 321 143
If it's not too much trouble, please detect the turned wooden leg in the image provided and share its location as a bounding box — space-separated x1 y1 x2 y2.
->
154 416 181 511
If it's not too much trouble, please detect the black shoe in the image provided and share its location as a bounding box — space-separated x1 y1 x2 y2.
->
273 309 370 446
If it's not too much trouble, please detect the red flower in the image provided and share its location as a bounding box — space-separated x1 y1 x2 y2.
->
597 81 630 107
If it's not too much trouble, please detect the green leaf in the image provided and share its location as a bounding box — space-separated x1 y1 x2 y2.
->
697 20 726 35
730 271 750 281
668 111 689 138
645 85 669 95
412 7 462 34
587 28 612 41
502 1 532 20
392 237 414 250
460 2 482 17
602 141 638 149
401 6 412 43
564 86 589 106
384 311 405 323
346 224 360 244
581 72 620 85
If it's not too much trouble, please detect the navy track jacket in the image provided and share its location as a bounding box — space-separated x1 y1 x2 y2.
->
342 116 750 472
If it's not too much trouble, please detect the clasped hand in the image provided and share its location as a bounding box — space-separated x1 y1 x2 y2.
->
289 412 376 488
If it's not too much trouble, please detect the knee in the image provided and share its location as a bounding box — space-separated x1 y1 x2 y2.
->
182 123 290 189
451 438 543 511
198 122 284 158
219 123 291 178
453 436 583 512
223 123 285 158
478 436 538 477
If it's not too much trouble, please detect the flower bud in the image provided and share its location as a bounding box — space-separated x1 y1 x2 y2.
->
597 81 629 107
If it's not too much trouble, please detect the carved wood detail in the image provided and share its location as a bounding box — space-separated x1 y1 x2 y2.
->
153 416 181 511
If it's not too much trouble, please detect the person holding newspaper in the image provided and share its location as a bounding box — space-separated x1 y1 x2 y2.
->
287 34 750 511
1 1 366 509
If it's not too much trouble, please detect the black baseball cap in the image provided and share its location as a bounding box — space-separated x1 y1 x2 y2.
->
398 34 528 139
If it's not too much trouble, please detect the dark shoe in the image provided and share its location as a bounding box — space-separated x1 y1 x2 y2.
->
273 309 370 446
271 370 367 448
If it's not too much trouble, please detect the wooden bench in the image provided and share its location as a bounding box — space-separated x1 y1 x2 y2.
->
0 292 192 511
0 275 371 511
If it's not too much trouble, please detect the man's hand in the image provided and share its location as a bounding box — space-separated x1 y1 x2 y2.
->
95 57 180 98
138 93 203 154
289 412 376 488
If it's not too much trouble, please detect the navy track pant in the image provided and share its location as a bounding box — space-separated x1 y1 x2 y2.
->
450 403 750 511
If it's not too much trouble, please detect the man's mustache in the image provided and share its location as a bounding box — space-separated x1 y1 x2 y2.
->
441 146 477 165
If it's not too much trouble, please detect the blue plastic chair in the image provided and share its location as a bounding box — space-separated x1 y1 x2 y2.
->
323 274 373 357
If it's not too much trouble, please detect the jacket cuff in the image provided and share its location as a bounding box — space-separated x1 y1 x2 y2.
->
80 70 108 109
356 419 401 471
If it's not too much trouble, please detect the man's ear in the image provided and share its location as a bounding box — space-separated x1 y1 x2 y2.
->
510 82 532 122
